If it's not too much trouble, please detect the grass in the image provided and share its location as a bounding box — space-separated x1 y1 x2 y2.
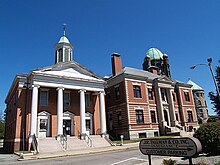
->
215 162 220 165
112 136 176 144
113 139 140 144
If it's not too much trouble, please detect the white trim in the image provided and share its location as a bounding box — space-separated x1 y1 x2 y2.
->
63 111 74 136
37 111 51 138
34 81 104 92
124 78 146 83
85 112 93 135
132 82 141 86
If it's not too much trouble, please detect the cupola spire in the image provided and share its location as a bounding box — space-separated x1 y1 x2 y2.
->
55 24 73 64
63 23 67 36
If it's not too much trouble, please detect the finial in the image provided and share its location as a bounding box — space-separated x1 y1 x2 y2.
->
63 23 67 36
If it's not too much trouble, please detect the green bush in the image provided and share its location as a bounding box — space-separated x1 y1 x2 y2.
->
215 161 220 165
194 122 220 155
162 158 177 165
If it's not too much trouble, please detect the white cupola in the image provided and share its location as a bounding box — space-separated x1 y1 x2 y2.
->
55 24 73 64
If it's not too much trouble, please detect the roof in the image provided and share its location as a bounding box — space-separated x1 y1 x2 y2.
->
146 48 163 60
106 67 160 81
31 60 104 83
58 35 70 44
187 80 204 90
123 67 160 80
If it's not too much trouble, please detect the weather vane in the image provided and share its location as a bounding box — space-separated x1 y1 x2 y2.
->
63 23 67 36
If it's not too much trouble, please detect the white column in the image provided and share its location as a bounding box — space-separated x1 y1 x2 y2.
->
62 48 65 62
167 89 177 126
99 91 107 135
30 84 39 136
79 89 86 135
57 87 64 136
156 86 165 122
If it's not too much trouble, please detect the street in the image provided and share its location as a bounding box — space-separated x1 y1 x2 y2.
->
0 148 182 165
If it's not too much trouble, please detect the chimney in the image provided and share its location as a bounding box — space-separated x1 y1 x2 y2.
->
111 52 122 76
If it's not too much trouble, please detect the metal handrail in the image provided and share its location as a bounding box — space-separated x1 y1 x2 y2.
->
104 135 115 146
31 134 38 154
60 135 67 150
85 134 93 147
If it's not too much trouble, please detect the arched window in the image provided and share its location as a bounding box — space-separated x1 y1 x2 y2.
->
58 48 63 62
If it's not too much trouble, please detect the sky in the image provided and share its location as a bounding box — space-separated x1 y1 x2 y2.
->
0 0 220 116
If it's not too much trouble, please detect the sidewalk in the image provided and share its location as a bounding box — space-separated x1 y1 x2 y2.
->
17 142 139 161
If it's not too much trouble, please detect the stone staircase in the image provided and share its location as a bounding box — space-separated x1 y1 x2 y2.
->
66 136 88 150
38 137 63 153
165 125 194 137
37 135 112 153
89 135 112 148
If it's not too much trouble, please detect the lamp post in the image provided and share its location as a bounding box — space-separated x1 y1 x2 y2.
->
190 58 220 99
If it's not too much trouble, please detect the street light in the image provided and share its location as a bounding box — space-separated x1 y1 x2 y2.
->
190 58 220 99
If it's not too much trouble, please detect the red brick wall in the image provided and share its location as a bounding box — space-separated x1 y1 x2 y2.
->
126 80 147 103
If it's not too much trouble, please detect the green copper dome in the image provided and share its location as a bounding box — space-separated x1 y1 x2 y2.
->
58 35 70 44
146 48 163 60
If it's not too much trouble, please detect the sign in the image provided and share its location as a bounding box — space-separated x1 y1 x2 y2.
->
139 137 202 158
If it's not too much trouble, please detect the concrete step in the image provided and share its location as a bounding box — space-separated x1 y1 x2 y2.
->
89 135 111 148
38 137 63 153
66 137 88 150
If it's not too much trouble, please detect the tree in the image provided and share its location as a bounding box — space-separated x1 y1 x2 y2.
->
194 122 220 155
209 66 220 115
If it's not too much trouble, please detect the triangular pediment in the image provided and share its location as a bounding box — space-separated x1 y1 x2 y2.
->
154 75 173 84
157 76 172 82
31 61 104 82
63 111 74 116
38 111 51 116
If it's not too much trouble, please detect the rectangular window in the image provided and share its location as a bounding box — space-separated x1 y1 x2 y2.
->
184 91 190 102
139 133 146 138
133 85 142 98
187 111 193 122
58 48 63 62
115 85 120 100
64 92 70 106
117 112 122 125
40 119 47 131
148 88 153 100
40 90 48 106
150 111 156 123
161 88 166 101
175 112 179 121
136 109 144 124
85 93 91 107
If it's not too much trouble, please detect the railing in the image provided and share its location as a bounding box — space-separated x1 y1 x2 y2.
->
104 135 115 146
60 135 67 150
31 134 38 154
85 134 93 147
176 124 183 130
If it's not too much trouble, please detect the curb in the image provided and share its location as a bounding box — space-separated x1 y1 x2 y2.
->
17 145 139 161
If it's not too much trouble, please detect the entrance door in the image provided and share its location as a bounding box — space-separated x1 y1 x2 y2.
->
86 119 91 135
85 112 93 135
63 120 71 136
164 110 169 126
37 111 51 138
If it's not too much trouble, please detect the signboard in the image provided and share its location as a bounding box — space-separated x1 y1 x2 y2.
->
139 137 202 158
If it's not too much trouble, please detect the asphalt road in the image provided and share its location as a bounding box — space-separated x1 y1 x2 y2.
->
0 148 181 165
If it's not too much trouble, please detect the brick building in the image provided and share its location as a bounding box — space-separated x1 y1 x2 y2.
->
105 49 199 140
4 31 107 152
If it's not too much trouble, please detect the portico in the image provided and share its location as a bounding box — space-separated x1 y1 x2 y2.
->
30 80 106 140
